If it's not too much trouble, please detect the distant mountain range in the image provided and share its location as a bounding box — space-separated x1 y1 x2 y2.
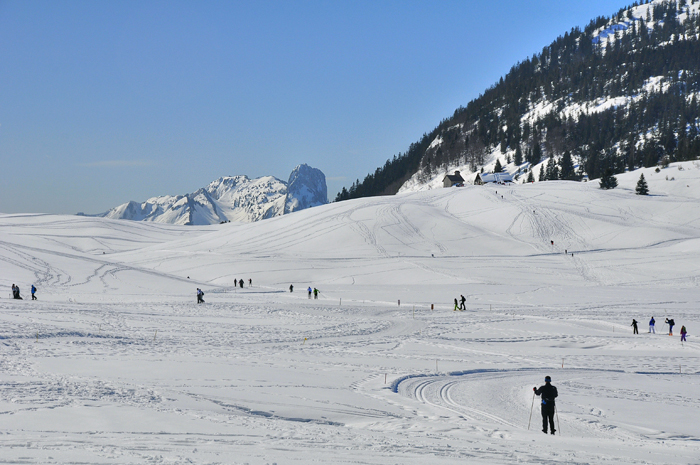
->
337 0 700 199
80 164 327 225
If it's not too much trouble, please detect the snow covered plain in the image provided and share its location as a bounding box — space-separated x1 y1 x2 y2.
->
1 163 699 464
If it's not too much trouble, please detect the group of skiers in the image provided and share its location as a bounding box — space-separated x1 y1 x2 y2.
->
289 284 319 299
453 295 466 311
10 284 37 300
632 316 687 341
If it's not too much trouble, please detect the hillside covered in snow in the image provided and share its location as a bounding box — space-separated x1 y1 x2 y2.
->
338 0 700 199
1 163 699 463
88 164 327 225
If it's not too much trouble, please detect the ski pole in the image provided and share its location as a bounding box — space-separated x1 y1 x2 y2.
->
555 405 561 436
527 391 536 430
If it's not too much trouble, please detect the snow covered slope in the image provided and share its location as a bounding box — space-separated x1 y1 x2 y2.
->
1 162 699 464
94 164 328 225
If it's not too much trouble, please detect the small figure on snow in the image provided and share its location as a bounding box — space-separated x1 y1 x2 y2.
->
453 298 459 311
239 279 244 288
11 284 22 300
313 288 319 299
459 295 466 311
631 319 638 334
196 288 204 304
308 287 312 299
249 278 252 287
680 325 687 342
31 284 37 300
534 375 558 435
665 318 675 336
649 316 655 334
289 284 294 293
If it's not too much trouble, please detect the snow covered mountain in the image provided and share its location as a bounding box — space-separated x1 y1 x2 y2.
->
92 164 327 225
338 0 700 199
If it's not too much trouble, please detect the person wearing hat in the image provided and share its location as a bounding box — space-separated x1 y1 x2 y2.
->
534 375 558 435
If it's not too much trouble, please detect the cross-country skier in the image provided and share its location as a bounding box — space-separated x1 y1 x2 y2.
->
239 279 244 288
534 376 558 435
11 284 22 300
249 279 252 286
196 288 204 304
307 287 312 298
313 288 319 299
665 318 675 336
680 325 687 342
289 284 294 293
649 316 655 333
31 285 37 300
453 298 459 311
631 319 638 334
459 295 466 311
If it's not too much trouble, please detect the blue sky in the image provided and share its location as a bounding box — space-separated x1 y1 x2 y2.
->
0 0 630 214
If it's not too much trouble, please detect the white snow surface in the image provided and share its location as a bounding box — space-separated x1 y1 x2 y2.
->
2 163 700 464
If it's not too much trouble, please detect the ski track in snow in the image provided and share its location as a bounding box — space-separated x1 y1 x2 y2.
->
1 171 700 464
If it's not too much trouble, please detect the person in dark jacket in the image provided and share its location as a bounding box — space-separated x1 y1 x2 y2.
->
196 288 204 304
631 319 638 334
534 375 558 434
459 295 466 311
665 318 675 336
289 284 294 293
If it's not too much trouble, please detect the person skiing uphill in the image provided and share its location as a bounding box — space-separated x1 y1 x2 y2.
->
665 318 675 336
534 375 558 435
649 316 655 334
459 295 466 311
31 285 37 300
313 288 319 299
631 319 638 334
680 325 687 342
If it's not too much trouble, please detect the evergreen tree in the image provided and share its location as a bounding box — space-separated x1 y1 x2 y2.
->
635 173 649 195
545 157 559 180
538 165 545 182
514 145 523 166
494 159 503 173
527 170 535 183
559 151 576 180
599 169 619 189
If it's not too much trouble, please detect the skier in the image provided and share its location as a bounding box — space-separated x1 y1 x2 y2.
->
313 288 319 299
289 284 294 293
680 325 687 342
239 279 244 289
649 316 655 334
534 375 558 435
249 278 252 287
308 287 312 299
11 284 22 300
665 318 675 336
31 284 37 300
631 319 638 334
453 298 459 311
196 288 204 304
459 295 466 311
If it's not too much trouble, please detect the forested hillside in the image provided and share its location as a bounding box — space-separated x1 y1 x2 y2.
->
336 0 700 200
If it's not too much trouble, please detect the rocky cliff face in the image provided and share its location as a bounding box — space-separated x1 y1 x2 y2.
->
284 164 328 214
94 165 327 225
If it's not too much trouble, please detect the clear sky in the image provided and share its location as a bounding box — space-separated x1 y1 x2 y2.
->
0 0 631 214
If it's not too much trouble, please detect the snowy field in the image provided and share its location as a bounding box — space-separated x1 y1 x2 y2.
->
1 163 699 464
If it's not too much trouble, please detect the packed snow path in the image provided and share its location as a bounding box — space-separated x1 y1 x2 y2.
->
0 164 699 463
